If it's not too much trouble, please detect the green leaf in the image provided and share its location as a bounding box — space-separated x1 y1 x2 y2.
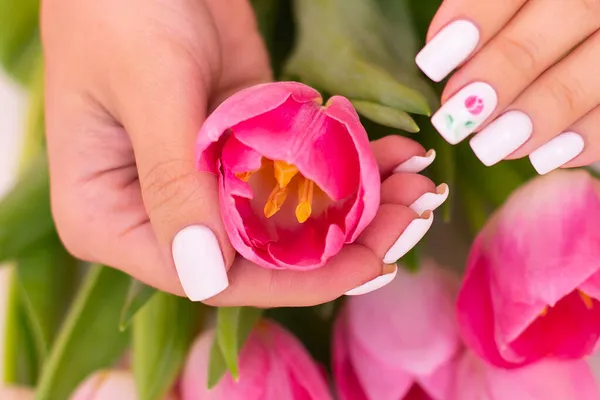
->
0 0 41 84
119 278 157 331
35 266 130 400
285 0 433 116
401 246 421 273
352 100 419 133
0 154 54 262
133 292 200 400
207 307 263 388
15 234 77 363
3 266 39 385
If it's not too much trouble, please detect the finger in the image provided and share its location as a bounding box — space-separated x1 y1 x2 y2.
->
531 105 600 172
381 173 449 215
370 135 432 178
416 0 527 82
433 0 600 146
471 29 600 168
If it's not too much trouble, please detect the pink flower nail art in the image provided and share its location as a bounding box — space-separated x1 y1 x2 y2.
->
464 95 484 116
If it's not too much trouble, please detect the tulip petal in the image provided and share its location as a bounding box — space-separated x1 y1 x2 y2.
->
196 82 321 173
455 351 600 400
335 311 413 400
347 260 461 376
323 96 380 241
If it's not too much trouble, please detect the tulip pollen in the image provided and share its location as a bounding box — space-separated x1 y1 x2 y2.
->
539 306 549 317
578 290 594 310
236 171 255 182
274 160 299 188
296 178 314 223
264 186 289 218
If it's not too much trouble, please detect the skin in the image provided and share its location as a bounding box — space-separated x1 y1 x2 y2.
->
41 0 439 307
431 0 600 166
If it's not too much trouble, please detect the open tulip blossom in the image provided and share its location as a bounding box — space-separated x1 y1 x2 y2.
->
458 170 600 368
195 82 380 270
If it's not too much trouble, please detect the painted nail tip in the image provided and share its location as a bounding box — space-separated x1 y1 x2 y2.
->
393 149 436 173
382 212 434 264
345 267 398 296
409 184 449 215
184 279 229 302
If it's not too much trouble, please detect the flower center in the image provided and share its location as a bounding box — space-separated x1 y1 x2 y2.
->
236 160 316 224
539 289 594 317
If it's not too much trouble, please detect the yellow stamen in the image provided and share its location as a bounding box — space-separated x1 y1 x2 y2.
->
540 306 549 317
274 160 299 188
264 186 289 218
579 290 594 310
236 171 254 182
295 178 314 223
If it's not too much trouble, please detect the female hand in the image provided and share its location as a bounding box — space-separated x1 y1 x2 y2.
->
417 0 600 174
42 0 446 306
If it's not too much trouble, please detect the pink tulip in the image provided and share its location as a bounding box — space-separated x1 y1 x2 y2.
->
452 351 599 400
457 170 600 368
196 82 380 269
70 370 178 400
181 320 332 400
463 95 484 116
333 260 461 400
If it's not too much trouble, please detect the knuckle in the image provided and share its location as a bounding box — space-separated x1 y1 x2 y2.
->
495 35 539 79
548 78 585 115
141 159 203 218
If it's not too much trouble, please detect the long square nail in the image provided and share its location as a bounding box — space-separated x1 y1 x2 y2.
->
172 225 229 301
470 111 533 166
431 82 497 145
416 20 480 82
529 132 584 175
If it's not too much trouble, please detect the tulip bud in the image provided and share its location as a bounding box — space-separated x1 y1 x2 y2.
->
70 370 178 400
181 321 332 400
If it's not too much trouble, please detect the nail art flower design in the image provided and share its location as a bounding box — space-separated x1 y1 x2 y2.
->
465 95 484 116
195 82 380 270
443 95 485 140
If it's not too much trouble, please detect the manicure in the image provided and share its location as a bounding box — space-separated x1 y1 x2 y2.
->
393 149 436 174
431 82 497 145
470 110 533 166
529 132 584 175
345 264 398 296
172 225 229 301
383 211 434 264
416 20 480 82
409 184 449 215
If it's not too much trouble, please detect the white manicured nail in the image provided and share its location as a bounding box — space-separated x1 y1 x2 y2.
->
383 211 434 264
393 149 436 173
529 132 584 175
410 184 449 215
172 225 228 301
470 111 533 166
345 265 398 296
431 82 497 145
416 20 480 82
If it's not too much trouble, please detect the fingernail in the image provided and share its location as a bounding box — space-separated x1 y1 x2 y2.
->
409 183 449 215
529 132 584 175
172 225 228 301
393 149 436 173
345 264 398 296
431 82 497 145
416 20 480 82
470 111 533 166
383 211 434 264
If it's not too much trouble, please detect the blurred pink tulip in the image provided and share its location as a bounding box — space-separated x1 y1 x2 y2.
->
181 320 332 400
0 386 34 400
196 82 380 269
458 170 600 368
333 260 461 400
453 351 599 400
70 370 178 400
